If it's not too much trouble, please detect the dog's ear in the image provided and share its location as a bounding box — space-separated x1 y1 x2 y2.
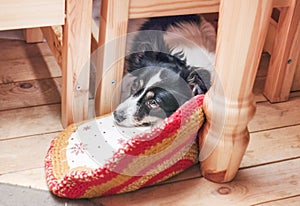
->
125 52 144 73
186 68 211 95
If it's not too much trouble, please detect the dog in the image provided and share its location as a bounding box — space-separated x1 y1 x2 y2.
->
113 14 216 127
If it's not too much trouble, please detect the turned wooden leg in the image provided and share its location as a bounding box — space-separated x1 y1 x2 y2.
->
95 0 130 116
199 0 273 183
61 0 92 127
264 0 300 102
24 28 44 43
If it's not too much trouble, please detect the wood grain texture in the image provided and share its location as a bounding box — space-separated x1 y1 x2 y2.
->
264 0 300 102
0 0 64 31
92 159 300 206
0 104 63 140
95 0 130 116
129 0 292 19
0 56 61 84
61 0 92 127
242 125 300 167
23 28 44 43
0 39 52 61
263 19 277 54
41 26 63 67
249 97 300 132
199 0 273 183
0 168 48 191
256 196 300 206
291 53 300 91
0 132 58 174
129 0 219 18
91 19 99 53
0 78 61 111
166 124 300 184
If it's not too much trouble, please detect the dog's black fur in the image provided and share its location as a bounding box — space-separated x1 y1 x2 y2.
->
114 15 213 127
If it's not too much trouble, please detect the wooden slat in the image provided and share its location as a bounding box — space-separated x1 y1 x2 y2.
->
249 97 300 132
291 54 300 91
0 104 63 140
92 159 300 206
256 196 300 206
41 26 63 67
0 168 48 191
23 28 44 43
0 0 65 31
253 77 268 103
0 133 58 174
263 19 277 54
129 0 292 19
242 124 300 167
0 39 52 61
166 124 300 184
95 0 130 115
129 0 220 18
264 0 300 102
0 55 61 84
91 19 99 53
0 78 61 111
273 0 293 8
61 0 92 127
253 53 270 103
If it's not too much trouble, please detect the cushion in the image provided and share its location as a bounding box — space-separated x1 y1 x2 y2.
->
45 95 205 198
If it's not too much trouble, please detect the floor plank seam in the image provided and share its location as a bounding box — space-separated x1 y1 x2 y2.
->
251 194 300 206
0 130 62 142
240 156 300 171
0 166 46 176
0 76 62 86
0 102 61 114
250 123 300 134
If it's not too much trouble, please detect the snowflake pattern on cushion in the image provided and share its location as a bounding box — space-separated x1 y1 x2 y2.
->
66 115 150 170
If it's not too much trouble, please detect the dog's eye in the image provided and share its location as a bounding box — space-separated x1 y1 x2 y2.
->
131 79 140 92
146 99 159 109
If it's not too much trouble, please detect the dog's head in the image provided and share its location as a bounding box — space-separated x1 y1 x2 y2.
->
113 52 211 127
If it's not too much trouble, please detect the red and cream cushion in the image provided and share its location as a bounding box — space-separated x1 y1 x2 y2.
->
45 95 205 198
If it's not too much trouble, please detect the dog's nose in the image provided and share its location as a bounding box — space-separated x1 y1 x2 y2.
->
113 111 125 123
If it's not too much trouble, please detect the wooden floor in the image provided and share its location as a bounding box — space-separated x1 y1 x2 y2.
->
0 36 300 205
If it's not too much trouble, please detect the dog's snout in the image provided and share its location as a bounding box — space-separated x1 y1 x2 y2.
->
113 111 125 123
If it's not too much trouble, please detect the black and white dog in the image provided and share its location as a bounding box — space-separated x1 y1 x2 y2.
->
113 15 216 127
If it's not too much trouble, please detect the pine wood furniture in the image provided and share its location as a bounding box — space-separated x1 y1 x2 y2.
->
263 2 300 102
0 0 93 128
95 0 299 183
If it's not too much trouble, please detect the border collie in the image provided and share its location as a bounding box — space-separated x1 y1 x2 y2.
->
113 15 216 127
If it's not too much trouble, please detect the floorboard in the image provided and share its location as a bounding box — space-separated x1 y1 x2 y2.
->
0 55 61 84
0 132 58 174
92 159 300 206
255 195 300 206
0 104 63 140
0 78 61 111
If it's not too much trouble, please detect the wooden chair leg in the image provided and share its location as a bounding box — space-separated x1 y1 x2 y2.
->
95 0 130 116
199 0 273 183
61 0 92 127
264 0 300 103
24 28 43 43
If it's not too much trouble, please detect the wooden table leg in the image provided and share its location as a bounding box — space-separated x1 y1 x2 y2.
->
94 0 130 116
61 0 92 127
264 0 300 103
199 0 273 183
